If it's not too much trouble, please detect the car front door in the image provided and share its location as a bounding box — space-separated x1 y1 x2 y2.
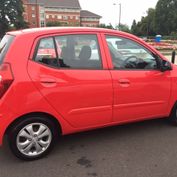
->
103 34 171 123
28 33 113 128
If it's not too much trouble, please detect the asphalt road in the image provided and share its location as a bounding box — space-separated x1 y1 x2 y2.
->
1 118 177 177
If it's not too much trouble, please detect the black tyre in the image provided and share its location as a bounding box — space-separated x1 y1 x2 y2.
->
169 103 177 125
8 116 57 161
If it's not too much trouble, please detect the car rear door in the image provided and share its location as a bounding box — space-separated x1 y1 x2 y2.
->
28 32 113 128
102 33 171 123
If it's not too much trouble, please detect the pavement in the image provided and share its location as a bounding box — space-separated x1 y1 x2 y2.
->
1 118 177 177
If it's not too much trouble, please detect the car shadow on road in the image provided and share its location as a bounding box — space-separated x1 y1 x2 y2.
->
0 118 170 162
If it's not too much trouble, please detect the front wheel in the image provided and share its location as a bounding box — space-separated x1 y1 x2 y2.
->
169 103 177 125
8 116 56 161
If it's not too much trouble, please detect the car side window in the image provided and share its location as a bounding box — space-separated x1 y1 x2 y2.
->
34 34 102 69
55 34 102 69
106 35 158 70
34 37 58 67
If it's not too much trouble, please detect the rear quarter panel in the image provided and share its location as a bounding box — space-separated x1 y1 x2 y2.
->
0 34 79 144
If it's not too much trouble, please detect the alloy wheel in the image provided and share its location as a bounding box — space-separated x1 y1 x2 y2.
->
16 123 52 157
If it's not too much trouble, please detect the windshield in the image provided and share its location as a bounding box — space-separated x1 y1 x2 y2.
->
0 35 14 64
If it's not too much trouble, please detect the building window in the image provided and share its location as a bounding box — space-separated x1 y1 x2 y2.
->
75 16 79 20
32 6 35 11
39 7 45 13
57 15 62 19
32 14 36 18
40 13 45 19
40 21 45 27
63 16 68 20
52 15 55 19
23 5 27 11
46 15 49 19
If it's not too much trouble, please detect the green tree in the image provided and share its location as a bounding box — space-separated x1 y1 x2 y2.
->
131 8 156 36
116 23 130 33
145 8 156 36
131 20 137 34
155 0 177 35
46 21 62 27
0 0 27 38
98 23 114 29
46 21 70 27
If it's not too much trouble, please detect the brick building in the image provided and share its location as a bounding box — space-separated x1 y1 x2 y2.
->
80 10 101 27
22 0 101 28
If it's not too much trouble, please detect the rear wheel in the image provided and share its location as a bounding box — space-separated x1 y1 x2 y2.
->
8 116 57 161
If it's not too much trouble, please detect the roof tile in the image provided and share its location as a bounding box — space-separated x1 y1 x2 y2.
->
80 10 101 18
27 0 81 9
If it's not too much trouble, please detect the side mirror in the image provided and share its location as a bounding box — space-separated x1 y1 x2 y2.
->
160 60 172 72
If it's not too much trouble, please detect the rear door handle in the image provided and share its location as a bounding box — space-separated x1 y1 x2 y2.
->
118 79 130 87
40 78 56 84
40 78 57 86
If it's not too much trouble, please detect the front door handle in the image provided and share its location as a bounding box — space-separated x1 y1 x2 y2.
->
119 79 130 84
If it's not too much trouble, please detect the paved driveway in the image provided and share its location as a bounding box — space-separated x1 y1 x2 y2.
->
1 119 177 177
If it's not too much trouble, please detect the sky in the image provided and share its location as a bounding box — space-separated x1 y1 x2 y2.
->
79 0 158 27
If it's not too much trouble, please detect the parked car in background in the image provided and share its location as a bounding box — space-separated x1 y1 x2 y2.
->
0 27 177 160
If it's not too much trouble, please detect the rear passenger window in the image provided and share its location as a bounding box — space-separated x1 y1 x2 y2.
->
0 35 14 64
34 34 102 69
34 37 58 67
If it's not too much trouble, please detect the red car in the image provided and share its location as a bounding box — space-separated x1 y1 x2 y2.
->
0 27 176 160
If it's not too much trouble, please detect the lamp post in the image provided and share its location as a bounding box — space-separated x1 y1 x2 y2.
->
113 2 121 30
118 3 121 30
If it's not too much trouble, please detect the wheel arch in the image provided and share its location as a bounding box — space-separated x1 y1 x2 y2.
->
5 112 62 137
169 101 177 117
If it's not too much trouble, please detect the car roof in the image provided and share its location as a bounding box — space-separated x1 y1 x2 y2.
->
6 27 158 58
7 27 133 38
7 27 147 48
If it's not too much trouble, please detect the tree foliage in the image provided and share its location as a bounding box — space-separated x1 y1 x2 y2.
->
117 24 130 33
98 23 130 33
131 0 177 36
98 23 114 29
131 20 137 35
131 8 156 36
0 0 27 38
155 0 177 35
46 21 74 27
46 21 62 27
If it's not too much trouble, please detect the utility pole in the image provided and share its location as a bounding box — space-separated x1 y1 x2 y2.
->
113 2 122 30
119 3 121 30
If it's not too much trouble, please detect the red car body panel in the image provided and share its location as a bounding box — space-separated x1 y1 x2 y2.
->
111 70 171 121
0 27 176 145
28 60 113 128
